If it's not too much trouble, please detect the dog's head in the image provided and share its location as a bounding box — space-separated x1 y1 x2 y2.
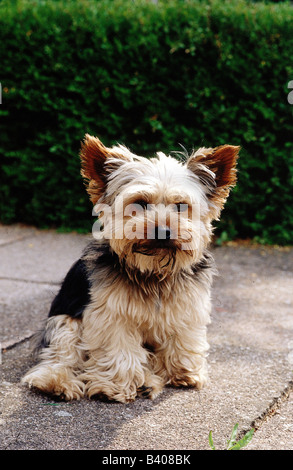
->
80 135 239 276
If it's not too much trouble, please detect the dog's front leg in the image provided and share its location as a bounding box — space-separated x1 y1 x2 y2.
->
154 325 209 390
80 310 160 403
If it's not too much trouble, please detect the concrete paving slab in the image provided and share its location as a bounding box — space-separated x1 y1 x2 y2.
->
0 225 292 450
0 279 58 348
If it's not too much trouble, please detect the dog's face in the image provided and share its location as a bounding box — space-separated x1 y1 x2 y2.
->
80 135 239 275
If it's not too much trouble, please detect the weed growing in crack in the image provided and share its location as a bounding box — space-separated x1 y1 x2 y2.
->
209 423 254 450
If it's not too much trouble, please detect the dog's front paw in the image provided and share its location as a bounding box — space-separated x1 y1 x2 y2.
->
137 373 164 399
169 367 208 390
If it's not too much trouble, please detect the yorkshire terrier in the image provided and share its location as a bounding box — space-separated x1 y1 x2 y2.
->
22 135 239 403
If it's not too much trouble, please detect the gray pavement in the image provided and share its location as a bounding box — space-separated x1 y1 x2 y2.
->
0 223 292 450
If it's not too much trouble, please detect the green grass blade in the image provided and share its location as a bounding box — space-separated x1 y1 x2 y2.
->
209 430 216 450
227 423 239 449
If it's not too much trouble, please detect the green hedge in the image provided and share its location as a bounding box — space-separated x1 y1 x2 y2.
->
1 0 293 244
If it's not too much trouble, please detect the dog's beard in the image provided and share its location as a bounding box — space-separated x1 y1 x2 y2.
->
110 232 197 276
131 239 195 270
132 242 177 269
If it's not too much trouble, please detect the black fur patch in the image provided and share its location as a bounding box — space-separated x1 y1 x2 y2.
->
48 259 91 319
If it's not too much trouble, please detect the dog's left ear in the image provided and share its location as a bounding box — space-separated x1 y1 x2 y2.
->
187 145 240 217
80 134 132 204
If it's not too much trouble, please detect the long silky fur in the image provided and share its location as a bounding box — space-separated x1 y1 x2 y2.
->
22 136 238 403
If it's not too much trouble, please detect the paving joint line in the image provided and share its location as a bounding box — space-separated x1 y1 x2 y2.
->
0 233 39 248
238 380 293 440
0 276 60 286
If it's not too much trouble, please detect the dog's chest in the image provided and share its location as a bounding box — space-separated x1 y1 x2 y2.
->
87 261 212 335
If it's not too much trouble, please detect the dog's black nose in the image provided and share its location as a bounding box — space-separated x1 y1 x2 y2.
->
154 226 171 240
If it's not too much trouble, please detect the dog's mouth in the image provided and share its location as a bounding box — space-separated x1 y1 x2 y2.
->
132 239 176 256
131 238 194 261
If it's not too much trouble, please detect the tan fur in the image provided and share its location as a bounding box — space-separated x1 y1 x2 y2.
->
22 136 239 403
78 260 212 402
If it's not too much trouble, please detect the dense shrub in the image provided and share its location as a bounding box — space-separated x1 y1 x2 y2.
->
0 0 292 243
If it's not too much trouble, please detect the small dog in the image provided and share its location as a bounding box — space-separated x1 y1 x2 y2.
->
22 135 239 403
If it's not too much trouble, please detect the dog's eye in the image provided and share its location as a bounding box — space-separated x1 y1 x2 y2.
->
175 203 188 212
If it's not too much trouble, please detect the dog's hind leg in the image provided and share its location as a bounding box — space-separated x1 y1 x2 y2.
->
22 315 85 400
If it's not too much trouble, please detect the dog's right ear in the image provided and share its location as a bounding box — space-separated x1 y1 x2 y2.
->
80 134 132 204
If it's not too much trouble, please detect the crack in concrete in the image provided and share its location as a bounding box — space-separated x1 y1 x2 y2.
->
238 380 293 440
1 334 34 351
